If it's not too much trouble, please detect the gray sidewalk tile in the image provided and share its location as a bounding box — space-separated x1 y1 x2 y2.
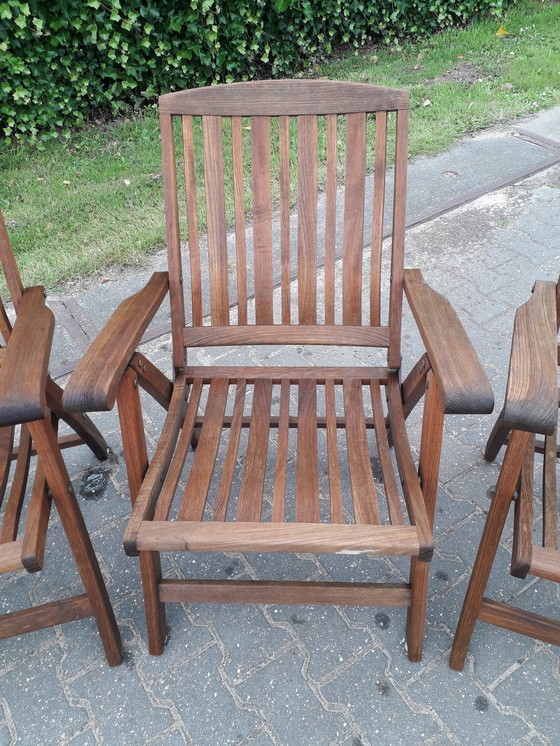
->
492 648 560 744
320 648 442 744
3 105 560 745
406 663 530 746
234 646 348 746
1 644 89 745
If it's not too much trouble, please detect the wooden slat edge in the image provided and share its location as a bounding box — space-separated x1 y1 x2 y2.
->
159 579 412 607
404 268 494 415
63 273 169 412
0 287 53 426
184 365 388 384
136 521 421 555
502 280 557 434
184 325 390 347
479 597 560 646
160 81 409 116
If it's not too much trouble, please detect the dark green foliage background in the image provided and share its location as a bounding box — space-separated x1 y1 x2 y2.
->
1 0 507 144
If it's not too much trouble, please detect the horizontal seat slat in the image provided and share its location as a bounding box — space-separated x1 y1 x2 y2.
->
528 546 560 583
184 325 390 348
0 539 24 574
136 521 420 556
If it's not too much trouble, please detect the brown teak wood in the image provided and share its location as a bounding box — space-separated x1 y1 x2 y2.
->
61 83 493 663
0 211 121 666
451 278 560 670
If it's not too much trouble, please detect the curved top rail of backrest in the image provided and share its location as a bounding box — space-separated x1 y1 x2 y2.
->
159 80 409 116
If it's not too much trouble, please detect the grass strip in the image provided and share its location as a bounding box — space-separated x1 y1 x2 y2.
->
0 0 558 291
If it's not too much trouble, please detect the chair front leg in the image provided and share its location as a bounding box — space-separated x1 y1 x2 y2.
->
117 366 167 653
418 370 445 529
140 550 167 655
117 367 149 507
407 556 431 662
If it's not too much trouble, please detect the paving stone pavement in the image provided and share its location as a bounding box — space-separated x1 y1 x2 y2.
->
1 107 560 745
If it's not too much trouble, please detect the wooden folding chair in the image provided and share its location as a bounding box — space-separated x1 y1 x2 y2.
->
64 81 493 661
451 279 560 670
0 213 122 666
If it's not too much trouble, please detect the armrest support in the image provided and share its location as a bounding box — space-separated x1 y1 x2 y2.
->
63 272 169 412
404 268 494 415
501 280 557 435
0 286 54 426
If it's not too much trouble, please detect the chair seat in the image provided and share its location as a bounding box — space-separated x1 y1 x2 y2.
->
138 366 429 560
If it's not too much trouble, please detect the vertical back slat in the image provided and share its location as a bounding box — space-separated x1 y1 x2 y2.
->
324 115 338 326
325 380 343 523
237 379 272 521
296 380 320 522
343 380 380 524
203 116 230 325
178 378 229 521
182 115 203 327
370 111 387 326
342 113 367 326
271 379 290 521
388 108 409 368
213 380 246 521
251 116 274 325
279 116 291 325
160 112 185 369
231 117 248 325
297 115 318 325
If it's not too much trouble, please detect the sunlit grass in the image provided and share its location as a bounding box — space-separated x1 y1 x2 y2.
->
0 0 558 291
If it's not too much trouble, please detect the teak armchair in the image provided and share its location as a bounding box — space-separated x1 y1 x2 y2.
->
65 81 493 661
0 214 122 666
451 279 560 670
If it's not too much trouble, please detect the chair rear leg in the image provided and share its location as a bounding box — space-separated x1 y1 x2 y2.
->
28 418 122 666
450 429 530 671
407 556 430 662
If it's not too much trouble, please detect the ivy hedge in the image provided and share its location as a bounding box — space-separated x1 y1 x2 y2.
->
1 0 508 145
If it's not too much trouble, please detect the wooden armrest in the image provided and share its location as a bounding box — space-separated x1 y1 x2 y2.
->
404 268 494 415
0 286 54 426
501 280 557 435
63 272 169 412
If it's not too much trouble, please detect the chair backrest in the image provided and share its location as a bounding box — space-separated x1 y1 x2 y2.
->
159 80 410 371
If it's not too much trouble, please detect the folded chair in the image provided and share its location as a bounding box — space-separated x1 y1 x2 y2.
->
0 214 122 666
64 81 493 661
451 279 559 670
